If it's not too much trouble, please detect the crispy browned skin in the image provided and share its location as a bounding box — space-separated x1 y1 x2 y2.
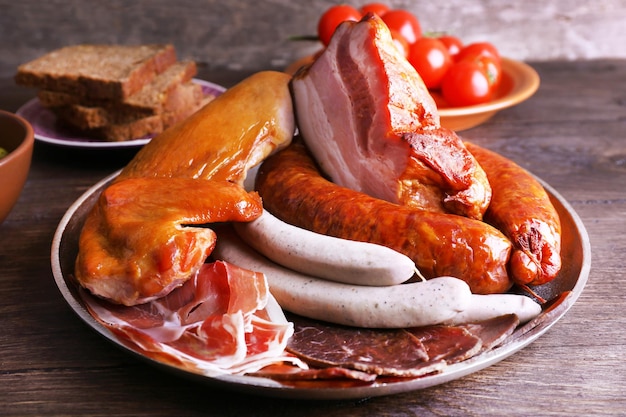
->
75 178 262 306
255 141 513 294
465 142 562 286
117 71 294 186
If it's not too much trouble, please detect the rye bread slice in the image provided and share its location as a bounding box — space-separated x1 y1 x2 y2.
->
55 86 215 142
42 62 200 129
52 81 204 130
15 44 177 100
37 60 197 115
90 92 214 142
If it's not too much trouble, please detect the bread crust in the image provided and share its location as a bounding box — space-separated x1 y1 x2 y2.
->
78 88 214 142
15 44 177 100
44 62 200 129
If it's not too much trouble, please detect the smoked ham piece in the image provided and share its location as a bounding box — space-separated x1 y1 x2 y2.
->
291 14 491 220
117 71 295 185
75 178 263 306
75 71 295 305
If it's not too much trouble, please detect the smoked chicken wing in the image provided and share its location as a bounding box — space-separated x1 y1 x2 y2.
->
75 178 263 306
75 71 296 305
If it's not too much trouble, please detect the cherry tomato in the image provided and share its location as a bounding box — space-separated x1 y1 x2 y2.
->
441 61 492 107
408 37 452 89
456 42 502 91
360 3 390 17
437 35 463 58
317 5 362 46
455 41 500 62
472 55 502 91
389 30 410 58
381 9 422 45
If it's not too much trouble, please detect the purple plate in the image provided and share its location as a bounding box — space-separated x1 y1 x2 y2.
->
16 79 226 149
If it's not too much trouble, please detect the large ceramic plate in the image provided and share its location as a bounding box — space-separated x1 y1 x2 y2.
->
51 171 590 400
16 79 225 149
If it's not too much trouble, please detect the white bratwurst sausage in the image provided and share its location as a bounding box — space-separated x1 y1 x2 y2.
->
233 209 417 286
446 293 541 325
215 226 472 328
215 226 542 328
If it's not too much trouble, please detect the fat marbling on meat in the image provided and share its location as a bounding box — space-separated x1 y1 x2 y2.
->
291 14 491 220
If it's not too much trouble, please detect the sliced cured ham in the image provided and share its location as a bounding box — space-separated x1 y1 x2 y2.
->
249 364 377 383
280 314 521 382
82 261 304 376
286 315 446 378
291 14 491 220
75 178 262 305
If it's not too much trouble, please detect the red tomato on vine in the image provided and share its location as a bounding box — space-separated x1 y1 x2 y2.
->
437 35 464 58
360 3 390 17
456 42 502 91
455 41 500 62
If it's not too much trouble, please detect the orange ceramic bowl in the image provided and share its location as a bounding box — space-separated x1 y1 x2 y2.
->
285 56 540 132
435 58 540 131
0 109 34 224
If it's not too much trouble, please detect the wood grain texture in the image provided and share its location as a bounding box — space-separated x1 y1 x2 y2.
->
1 60 625 416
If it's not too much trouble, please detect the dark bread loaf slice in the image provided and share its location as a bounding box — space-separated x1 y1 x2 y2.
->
37 60 197 115
88 91 214 142
54 84 215 141
42 61 199 129
15 44 177 100
53 81 204 130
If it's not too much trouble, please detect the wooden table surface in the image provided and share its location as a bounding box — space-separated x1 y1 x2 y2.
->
1 60 624 416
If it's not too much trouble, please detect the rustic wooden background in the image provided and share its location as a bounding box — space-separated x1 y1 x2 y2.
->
2 0 626 78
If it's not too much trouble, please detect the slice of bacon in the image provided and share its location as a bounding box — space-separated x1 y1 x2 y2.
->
82 261 304 376
291 14 491 220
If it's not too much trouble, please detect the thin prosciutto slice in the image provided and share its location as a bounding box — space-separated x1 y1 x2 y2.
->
291 14 491 220
75 178 263 306
83 261 304 376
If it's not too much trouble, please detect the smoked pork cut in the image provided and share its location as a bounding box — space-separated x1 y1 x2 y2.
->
291 14 491 220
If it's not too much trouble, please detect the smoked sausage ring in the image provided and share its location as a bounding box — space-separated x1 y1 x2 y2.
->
255 141 514 294
465 142 562 286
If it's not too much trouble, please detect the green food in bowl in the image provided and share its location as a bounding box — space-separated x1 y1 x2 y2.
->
0 147 7 159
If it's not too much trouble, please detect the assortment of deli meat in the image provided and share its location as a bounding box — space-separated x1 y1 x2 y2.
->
71 15 562 383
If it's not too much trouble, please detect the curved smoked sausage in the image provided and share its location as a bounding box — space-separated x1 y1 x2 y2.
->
465 142 562 286
255 141 513 294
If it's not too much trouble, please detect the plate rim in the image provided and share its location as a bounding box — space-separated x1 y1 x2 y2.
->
16 79 226 149
50 171 590 400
